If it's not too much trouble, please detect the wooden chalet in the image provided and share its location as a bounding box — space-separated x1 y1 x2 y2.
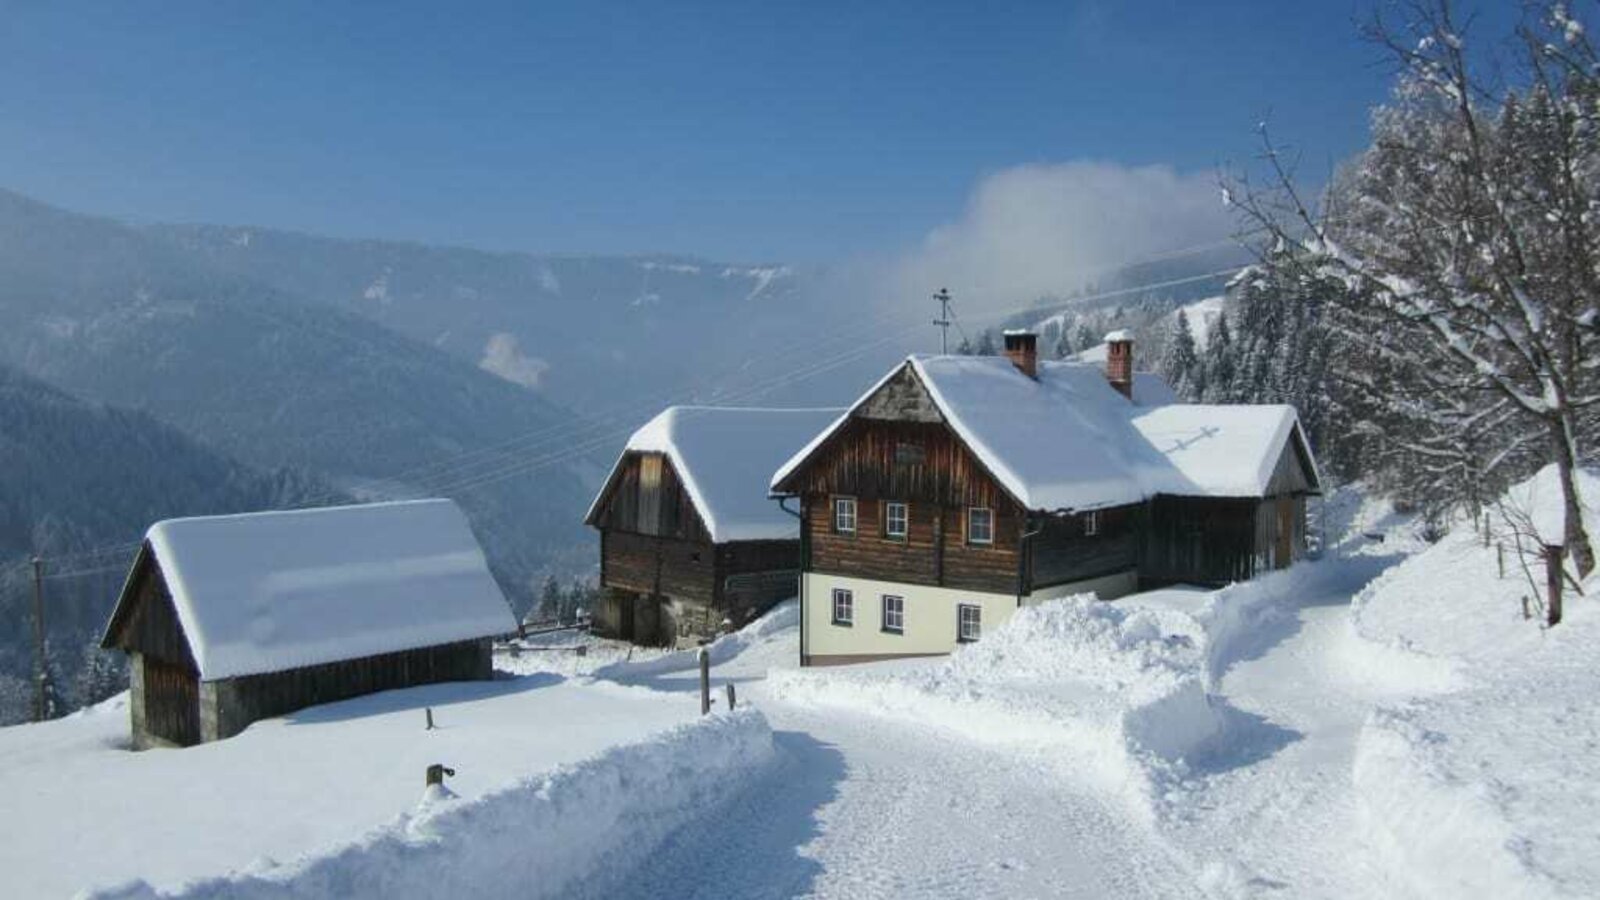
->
101 499 515 748
585 406 840 647
770 331 1321 666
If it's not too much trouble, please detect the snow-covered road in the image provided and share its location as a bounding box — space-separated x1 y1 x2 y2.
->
622 704 1197 899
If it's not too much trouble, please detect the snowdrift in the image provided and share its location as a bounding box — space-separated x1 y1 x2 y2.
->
89 709 778 900
1348 465 1600 899
769 596 1224 819
591 599 798 682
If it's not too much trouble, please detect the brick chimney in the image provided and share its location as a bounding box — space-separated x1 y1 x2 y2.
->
1002 330 1038 379
1104 329 1134 398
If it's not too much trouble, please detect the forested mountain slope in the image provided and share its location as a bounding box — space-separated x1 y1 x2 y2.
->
0 365 336 724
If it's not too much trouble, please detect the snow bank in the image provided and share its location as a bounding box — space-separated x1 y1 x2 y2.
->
1346 467 1600 898
591 599 798 682
768 597 1223 819
89 709 777 900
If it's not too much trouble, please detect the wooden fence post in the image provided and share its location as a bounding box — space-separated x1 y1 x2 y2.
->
425 707 435 730
725 683 736 711
1497 543 1504 579
698 648 710 715
1545 543 1564 627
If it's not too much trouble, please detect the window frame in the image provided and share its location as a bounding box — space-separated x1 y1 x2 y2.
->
957 603 981 643
966 506 994 546
831 587 854 627
1083 509 1100 537
833 496 858 535
880 594 905 634
883 500 909 541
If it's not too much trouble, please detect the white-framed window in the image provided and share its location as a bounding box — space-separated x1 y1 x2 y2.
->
967 506 994 545
881 594 905 634
832 588 853 626
884 501 908 540
834 496 857 534
1083 509 1100 537
957 603 981 642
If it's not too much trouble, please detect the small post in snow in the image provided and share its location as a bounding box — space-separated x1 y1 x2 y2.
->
1545 544 1565 627
1497 543 1505 579
725 683 737 711
425 707 436 731
698 647 711 716
425 763 455 787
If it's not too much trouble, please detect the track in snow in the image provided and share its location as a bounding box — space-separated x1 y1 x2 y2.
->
612 704 1197 899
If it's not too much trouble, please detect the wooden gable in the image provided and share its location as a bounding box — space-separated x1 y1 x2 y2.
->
775 361 1023 512
587 451 713 543
1264 425 1320 496
101 544 199 674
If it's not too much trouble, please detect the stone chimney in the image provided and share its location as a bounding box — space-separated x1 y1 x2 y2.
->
1002 330 1038 379
1104 329 1134 398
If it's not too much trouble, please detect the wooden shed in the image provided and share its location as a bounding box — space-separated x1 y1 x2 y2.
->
585 406 840 647
101 499 516 748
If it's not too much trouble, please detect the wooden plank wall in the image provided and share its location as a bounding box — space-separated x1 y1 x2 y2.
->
207 638 493 742
798 419 1024 595
602 529 717 604
1027 505 1139 589
1138 495 1261 586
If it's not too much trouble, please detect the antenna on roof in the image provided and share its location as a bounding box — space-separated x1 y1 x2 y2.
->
932 288 952 354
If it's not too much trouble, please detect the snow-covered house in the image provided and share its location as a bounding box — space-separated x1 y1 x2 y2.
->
101 499 516 748
770 331 1320 666
584 406 841 647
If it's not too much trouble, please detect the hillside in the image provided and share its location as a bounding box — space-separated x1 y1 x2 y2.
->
0 189 604 618
142 219 817 410
0 365 337 723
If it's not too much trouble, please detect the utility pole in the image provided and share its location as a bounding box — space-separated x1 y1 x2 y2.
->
932 288 952 354
31 556 46 723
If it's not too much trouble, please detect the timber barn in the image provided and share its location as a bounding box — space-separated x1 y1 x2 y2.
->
586 406 840 647
101 499 516 748
770 331 1321 666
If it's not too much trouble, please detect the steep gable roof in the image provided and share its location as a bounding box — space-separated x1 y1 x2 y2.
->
772 355 1319 511
101 499 514 680
586 406 842 543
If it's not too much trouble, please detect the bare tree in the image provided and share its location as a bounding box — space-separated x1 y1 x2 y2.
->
1230 0 1600 577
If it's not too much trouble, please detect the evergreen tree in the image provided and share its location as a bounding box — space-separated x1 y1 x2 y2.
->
1160 310 1201 401
1203 311 1235 402
537 575 562 623
975 330 997 356
73 643 125 708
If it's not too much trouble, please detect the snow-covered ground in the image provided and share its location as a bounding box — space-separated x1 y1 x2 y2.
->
7 472 1596 898
0 675 710 897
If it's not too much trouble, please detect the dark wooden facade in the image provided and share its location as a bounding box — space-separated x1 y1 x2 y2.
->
588 451 799 646
103 545 494 748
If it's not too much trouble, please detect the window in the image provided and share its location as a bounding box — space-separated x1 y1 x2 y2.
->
832 588 853 626
967 506 993 545
1083 510 1100 537
894 442 926 465
881 594 905 633
957 604 981 642
884 501 908 540
834 496 857 534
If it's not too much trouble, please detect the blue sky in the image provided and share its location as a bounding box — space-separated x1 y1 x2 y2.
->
0 1 1514 264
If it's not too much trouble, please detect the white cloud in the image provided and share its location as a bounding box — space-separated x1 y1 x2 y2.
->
479 332 550 390
892 161 1233 315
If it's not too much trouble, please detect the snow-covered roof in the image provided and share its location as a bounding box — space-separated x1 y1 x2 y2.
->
588 406 842 543
1130 404 1320 498
116 500 515 681
1103 329 1135 343
773 354 1318 511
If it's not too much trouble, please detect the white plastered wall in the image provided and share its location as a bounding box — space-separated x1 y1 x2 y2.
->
801 567 1139 661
